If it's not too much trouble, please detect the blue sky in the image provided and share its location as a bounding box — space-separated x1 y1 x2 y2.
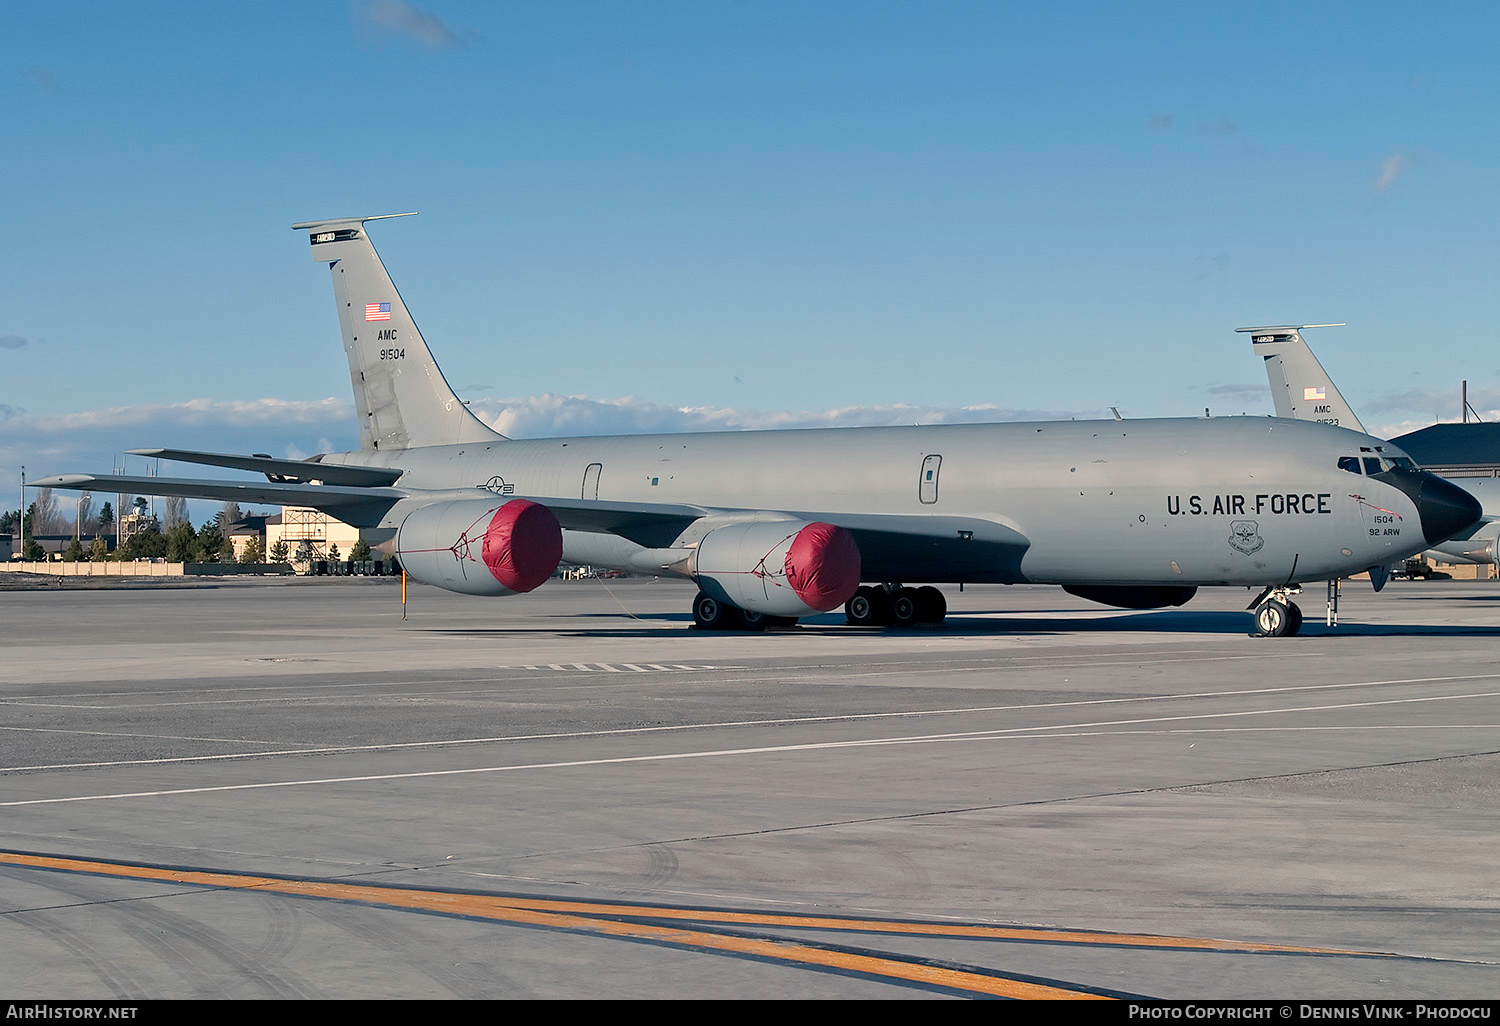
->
4 2 1499 521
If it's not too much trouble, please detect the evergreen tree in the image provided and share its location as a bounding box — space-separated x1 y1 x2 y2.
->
269 538 289 563
328 542 341 564
165 520 198 562
63 538 84 562
196 519 225 561
240 536 264 564
120 523 166 560
89 535 108 562
97 502 114 530
350 539 372 562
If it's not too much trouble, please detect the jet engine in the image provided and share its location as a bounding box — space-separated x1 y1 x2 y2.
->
395 498 563 596
694 520 861 617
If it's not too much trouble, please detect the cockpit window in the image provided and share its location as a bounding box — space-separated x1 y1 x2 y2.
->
1363 457 1384 475
1389 456 1418 471
1338 456 1362 475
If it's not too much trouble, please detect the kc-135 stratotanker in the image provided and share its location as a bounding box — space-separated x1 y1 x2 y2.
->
34 214 1482 637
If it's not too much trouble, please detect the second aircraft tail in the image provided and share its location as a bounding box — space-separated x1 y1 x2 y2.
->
1238 324 1366 433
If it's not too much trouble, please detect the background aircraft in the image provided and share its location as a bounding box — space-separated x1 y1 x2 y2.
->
34 217 1481 637
1243 325 1500 569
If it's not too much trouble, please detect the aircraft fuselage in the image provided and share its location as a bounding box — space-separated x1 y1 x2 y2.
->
325 415 1439 587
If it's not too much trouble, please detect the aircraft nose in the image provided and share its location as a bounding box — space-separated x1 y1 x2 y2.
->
1417 474 1483 545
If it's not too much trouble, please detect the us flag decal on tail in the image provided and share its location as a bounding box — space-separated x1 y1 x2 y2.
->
365 302 391 321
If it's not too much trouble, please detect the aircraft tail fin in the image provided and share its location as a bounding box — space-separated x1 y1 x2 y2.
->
291 213 504 451
1237 324 1365 434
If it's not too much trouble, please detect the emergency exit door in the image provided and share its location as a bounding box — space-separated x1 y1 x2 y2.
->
919 455 941 504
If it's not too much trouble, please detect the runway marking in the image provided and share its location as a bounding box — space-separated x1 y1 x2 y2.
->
0 651 1331 710
4 685 1498 806
0 851 1128 998
0 648 1277 700
515 663 722 673
0 851 1427 996
0 725 277 745
5 674 1498 774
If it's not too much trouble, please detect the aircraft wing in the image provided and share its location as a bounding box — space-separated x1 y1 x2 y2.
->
29 473 405 512
125 448 403 487
522 496 1029 578
803 511 1029 581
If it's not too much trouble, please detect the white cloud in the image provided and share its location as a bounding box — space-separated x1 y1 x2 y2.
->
471 393 1103 438
1375 153 1410 193
357 0 463 48
0 398 356 518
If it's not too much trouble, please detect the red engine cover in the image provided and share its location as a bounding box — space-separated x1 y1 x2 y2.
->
481 499 563 593
783 522 861 611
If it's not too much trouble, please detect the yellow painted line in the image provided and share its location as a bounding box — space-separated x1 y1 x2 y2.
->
465 896 1378 956
0 852 1102 999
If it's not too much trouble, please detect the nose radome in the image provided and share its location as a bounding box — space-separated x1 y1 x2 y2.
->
1418 475 1483 545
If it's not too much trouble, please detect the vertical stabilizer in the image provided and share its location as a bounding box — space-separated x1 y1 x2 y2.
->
291 213 504 451
1237 324 1365 433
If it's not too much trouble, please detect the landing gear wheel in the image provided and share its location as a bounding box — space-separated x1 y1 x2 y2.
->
890 587 921 628
1285 602 1303 637
1255 599 1292 638
914 586 947 624
733 607 768 631
845 586 891 627
693 592 732 630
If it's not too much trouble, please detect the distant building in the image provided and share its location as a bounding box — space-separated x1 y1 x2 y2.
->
223 515 270 561
265 508 363 569
1391 424 1500 478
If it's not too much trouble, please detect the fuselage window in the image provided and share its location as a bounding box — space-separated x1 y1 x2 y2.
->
1338 456 1362 475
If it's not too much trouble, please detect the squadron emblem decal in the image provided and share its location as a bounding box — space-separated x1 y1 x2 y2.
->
1228 520 1264 555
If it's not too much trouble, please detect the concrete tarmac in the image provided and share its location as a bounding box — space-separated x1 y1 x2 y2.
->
1 575 1497 999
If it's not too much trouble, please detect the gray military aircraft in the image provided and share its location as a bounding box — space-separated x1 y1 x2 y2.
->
1242 324 1500 568
33 216 1482 637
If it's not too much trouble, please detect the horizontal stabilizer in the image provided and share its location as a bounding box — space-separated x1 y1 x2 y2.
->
126 449 402 487
30 474 405 513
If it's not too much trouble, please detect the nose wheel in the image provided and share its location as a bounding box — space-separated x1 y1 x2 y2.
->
1251 588 1304 637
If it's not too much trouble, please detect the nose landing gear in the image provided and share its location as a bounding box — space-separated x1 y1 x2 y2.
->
1250 586 1304 637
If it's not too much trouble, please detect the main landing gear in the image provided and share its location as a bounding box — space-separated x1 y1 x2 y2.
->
1249 586 1303 638
845 585 947 628
691 592 795 631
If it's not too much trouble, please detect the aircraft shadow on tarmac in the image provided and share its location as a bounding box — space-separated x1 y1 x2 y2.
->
420 609 1500 638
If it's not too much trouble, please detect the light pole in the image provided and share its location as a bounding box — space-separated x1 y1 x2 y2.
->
18 465 24 560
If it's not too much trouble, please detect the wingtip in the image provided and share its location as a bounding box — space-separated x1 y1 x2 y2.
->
28 474 93 488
